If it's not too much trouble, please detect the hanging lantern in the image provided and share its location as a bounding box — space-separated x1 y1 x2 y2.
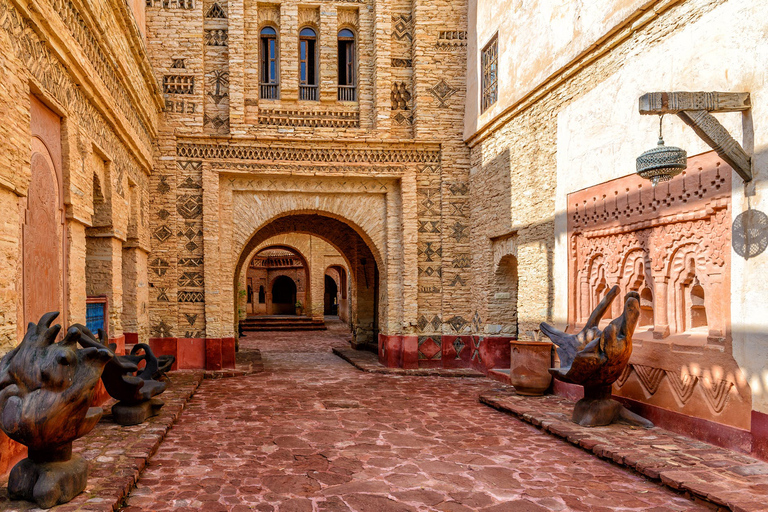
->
636 115 687 186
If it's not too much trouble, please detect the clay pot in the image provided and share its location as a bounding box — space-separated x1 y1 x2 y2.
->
509 340 553 396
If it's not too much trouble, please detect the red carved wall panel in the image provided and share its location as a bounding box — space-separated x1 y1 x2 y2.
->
24 96 65 327
567 151 750 429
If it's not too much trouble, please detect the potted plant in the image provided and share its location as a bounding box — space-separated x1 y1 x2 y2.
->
509 329 553 396
295 300 303 316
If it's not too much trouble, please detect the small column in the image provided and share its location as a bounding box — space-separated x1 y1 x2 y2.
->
653 277 670 339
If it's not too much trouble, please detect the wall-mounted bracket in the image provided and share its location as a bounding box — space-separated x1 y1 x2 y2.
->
639 92 752 182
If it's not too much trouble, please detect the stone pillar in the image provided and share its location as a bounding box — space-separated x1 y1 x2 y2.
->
66 220 88 326
319 6 337 102
85 235 124 342
122 246 149 344
282 4 299 100
308 237 324 320
653 276 670 339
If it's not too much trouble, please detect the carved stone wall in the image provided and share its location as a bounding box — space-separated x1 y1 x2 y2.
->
567 152 750 429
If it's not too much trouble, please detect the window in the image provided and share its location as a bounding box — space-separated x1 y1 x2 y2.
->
481 34 498 112
299 27 318 101
337 29 356 101
260 26 279 99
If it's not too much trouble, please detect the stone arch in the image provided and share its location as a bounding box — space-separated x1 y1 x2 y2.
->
270 274 298 315
667 243 713 336
24 136 65 326
240 244 311 318
488 254 518 335
231 194 387 272
325 264 349 323
619 248 654 327
233 213 383 345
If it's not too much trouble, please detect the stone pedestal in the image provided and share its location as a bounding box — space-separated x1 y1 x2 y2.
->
112 398 164 426
8 445 87 509
573 385 653 428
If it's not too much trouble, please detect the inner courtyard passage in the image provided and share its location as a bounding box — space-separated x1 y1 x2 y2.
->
122 321 708 512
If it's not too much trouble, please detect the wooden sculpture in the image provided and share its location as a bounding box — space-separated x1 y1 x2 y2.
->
0 312 112 508
540 286 653 428
75 325 174 426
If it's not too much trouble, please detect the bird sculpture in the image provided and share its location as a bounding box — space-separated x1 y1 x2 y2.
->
75 324 174 425
0 312 112 508
539 285 653 428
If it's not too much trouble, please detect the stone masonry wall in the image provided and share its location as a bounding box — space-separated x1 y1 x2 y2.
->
145 0 472 346
467 0 730 339
0 0 158 352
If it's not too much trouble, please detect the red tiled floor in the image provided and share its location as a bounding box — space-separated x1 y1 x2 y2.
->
122 321 709 511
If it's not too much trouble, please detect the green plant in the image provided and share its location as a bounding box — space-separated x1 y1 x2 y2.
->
295 300 303 308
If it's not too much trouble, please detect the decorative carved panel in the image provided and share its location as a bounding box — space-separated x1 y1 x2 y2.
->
567 151 750 429
25 98 64 327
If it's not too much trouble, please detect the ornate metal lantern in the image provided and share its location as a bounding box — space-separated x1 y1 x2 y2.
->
636 116 687 186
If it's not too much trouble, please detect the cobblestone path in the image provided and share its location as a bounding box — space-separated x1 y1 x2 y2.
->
123 321 708 511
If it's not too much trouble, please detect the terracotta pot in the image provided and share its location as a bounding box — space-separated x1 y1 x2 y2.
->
509 340 553 396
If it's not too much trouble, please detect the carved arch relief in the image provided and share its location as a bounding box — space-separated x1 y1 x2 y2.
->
24 137 64 326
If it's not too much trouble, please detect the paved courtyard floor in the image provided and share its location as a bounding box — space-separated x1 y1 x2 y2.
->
122 321 710 511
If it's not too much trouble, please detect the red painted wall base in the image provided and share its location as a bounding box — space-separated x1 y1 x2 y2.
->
149 337 236 370
378 334 512 376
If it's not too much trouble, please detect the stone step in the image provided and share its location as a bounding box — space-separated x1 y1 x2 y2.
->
241 324 327 331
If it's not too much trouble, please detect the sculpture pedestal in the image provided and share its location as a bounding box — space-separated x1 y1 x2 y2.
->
573 385 654 428
8 445 87 509
112 398 164 426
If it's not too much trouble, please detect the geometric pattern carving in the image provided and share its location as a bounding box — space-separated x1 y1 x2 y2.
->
418 242 442 262
428 79 457 108
205 2 226 18
258 110 360 128
178 272 204 287
452 337 465 359
391 14 413 41
151 320 173 338
666 370 698 405
391 58 412 67
163 75 194 94
204 29 228 46
472 311 482 332
150 258 170 277
435 30 467 50
418 336 441 360
700 378 734 414
177 194 203 219
615 364 632 387
153 225 173 243
391 82 411 111
177 142 441 164
446 315 468 333
633 364 666 395
178 291 205 302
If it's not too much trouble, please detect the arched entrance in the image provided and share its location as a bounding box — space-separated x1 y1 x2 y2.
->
271 275 297 315
245 246 309 316
24 96 65 327
234 213 382 345
324 274 338 315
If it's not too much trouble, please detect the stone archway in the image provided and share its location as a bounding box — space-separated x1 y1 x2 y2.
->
24 96 65 328
232 213 381 345
271 275 297 315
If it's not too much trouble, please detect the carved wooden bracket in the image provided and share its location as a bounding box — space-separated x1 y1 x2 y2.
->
639 92 752 182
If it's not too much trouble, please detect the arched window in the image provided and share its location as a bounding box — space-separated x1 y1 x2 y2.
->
299 27 318 100
338 28 356 101
260 26 279 99
258 285 266 304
